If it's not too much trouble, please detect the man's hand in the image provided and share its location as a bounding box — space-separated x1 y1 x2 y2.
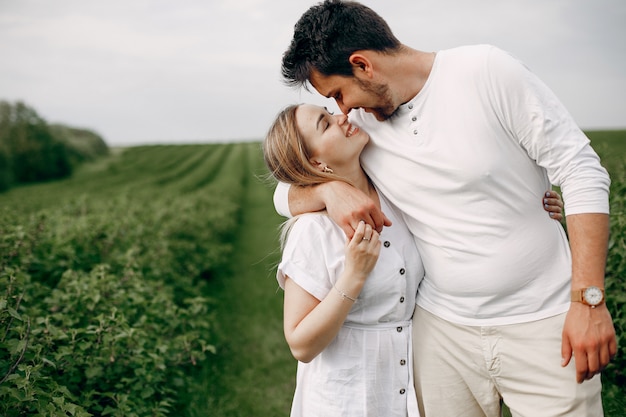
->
561 302 617 383
320 181 391 238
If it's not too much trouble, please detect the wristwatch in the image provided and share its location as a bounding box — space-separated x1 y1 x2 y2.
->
571 286 605 308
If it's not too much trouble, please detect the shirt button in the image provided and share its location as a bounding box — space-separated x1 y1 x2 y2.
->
384 241 390 248
413 129 418 135
408 104 413 109
400 359 406 366
397 327 403 332
400 296 405 303
399 268 406 275
412 116 417 122
400 388 406 395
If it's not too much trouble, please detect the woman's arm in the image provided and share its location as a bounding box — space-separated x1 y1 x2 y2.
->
283 222 381 363
544 190 564 221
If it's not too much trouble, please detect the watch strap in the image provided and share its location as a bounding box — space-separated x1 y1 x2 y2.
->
570 290 584 303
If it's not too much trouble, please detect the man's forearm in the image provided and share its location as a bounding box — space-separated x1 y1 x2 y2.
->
561 212 615 383
288 184 326 215
276 180 391 236
566 213 610 290
273 182 327 218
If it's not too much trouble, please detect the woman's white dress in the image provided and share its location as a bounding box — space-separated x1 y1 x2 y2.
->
277 193 423 417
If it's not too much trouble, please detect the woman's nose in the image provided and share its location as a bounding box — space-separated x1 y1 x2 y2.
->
334 113 349 124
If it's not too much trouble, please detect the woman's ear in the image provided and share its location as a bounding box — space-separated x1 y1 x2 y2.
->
309 158 327 173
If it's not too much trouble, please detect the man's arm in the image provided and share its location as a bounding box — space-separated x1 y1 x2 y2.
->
274 181 391 237
561 212 617 383
275 181 563 236
286 183 325 216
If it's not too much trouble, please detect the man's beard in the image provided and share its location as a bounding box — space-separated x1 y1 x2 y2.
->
356 78 399 121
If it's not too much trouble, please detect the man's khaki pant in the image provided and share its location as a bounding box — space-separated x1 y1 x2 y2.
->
412 307 603 417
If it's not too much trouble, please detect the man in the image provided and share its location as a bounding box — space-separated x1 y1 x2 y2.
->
273 1 617 416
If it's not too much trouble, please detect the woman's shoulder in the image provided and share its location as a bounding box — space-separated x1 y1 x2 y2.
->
282 212 344 250
288 212 342 235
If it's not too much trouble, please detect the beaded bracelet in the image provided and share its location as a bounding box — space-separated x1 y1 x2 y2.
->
334 284 357 302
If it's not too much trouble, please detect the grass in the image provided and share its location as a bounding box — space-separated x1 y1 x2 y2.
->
587 129 626 174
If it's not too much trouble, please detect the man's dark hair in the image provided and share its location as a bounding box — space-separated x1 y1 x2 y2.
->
282 0 401 89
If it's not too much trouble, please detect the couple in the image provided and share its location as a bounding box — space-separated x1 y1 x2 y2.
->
263 1 616 416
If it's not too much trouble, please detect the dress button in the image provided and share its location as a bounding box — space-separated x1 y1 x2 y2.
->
400 359 406 366
399 268 406 275
400 296 405 303
397 327 403 332
384 241 390 247
400 388 406 395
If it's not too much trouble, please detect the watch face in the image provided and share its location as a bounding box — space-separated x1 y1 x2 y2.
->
583 287 603 306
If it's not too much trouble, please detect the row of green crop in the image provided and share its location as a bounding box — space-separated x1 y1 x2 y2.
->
0 143 253 416
600 152 626 407
586 133 626 412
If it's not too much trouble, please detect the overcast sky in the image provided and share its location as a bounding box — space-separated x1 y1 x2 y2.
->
1 0 625 146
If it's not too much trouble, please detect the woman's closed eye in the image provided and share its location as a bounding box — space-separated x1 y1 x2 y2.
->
323 111 333 131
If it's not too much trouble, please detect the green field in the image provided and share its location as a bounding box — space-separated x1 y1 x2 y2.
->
1 133 625 416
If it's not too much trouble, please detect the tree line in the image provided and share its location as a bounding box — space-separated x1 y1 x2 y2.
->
0 100 109 192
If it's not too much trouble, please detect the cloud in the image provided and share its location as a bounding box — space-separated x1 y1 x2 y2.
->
0 0 624 145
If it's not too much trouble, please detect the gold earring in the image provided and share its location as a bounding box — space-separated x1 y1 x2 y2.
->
323 166 334 174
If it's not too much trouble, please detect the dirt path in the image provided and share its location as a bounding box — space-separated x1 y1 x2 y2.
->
186 145 295 416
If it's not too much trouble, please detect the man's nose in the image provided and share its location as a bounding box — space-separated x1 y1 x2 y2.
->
335 99 351 116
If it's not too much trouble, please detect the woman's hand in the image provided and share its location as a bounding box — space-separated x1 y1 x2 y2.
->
544 190 563 221
343 221 381 284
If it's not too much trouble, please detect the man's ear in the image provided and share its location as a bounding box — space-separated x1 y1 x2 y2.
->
349 52 374 78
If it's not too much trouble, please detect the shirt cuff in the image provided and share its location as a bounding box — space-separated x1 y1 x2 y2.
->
273 181 293 218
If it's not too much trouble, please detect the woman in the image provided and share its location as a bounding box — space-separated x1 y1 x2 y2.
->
263 104 563 417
